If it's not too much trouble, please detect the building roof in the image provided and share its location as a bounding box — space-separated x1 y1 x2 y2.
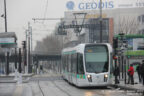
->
0 32 17 40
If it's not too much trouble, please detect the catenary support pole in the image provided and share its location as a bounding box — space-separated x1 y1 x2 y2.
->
99 0 102 43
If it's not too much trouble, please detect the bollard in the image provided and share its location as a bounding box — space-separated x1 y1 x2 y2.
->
14 69 18 80
17 72 22 84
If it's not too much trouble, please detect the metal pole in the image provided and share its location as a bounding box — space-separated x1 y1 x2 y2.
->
28 31 31 73
18 48 22 73
15 48 17 69
24 43 27 73
31 27 33 72
99 0 102 43
115 58 117 84
26 30 28 74
4 0 9 75
5 52 9 75
28 22 31 73
124 57 127 84
4 0 7 32
31 27 32 52
122 55 124 79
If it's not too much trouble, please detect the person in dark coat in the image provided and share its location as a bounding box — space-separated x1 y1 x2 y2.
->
141 60 144 85
113 66 120 84
128 64 134 85
136 64 142 82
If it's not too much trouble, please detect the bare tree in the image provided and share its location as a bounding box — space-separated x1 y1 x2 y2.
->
117 15 139 35
34 33 63 55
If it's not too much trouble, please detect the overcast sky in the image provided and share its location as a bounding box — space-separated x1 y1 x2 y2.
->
0 0 143 49
0 0 68 48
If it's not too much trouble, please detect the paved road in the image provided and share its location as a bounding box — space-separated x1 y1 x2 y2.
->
0 73 143 96
29 74 143 96
0 83 16 96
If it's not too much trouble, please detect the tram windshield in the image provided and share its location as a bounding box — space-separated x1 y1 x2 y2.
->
85 45 109 73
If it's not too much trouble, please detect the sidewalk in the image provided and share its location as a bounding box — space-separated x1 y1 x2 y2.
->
113 72 144 92
0 73 34 83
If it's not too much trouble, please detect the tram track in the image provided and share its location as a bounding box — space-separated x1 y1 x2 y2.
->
38 80 45 96
51 81 72 96
33 74 129 96
36 75 72 96
31 77 143 96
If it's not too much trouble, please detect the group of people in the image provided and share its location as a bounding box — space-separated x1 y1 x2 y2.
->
113 60 144 85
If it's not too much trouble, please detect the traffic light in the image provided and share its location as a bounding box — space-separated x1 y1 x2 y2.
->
22 41 26 49
113 55 118 60
113 37 118 49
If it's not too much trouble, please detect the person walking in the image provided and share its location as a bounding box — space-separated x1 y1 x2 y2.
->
40 65 43 74
141 60 144 85
128 64 134 85
136 64 141 83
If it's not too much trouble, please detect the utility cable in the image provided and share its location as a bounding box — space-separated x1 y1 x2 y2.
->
43 0 49 24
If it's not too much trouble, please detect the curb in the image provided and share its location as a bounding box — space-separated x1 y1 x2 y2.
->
0 76 31 83
110 84 144 92
0 79 29 83
0 73 34 78
0 80 17 83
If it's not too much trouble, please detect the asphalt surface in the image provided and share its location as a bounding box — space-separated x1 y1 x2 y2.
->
0 73 144 96
29 74 144 96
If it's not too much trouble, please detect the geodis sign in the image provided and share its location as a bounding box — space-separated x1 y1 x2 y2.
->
66 0 144 11
66 0 114 10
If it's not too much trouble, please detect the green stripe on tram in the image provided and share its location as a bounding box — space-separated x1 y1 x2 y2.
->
64 71 86 79
62 50 76 55
77 74 86 79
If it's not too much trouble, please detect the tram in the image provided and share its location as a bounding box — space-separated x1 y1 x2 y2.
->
61 43 114 87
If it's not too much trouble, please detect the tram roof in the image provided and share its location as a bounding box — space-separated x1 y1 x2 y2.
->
62 43 112 54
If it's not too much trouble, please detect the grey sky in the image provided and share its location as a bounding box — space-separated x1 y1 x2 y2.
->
0 0 67 48
0 0 143 48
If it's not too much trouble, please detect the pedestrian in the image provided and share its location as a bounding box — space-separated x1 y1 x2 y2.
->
40 65 43 74
141 60 144 85
136 64 141 82
113 66 120 84
128 64 134 85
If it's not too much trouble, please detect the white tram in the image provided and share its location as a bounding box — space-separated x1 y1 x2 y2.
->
61 43 114 87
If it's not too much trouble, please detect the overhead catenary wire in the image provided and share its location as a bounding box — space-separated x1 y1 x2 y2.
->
43 0 49 24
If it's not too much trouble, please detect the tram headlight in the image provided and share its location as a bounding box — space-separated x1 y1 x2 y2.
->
104 74 108 78
87 75 92 82
87 75 91 79
104 74 108 82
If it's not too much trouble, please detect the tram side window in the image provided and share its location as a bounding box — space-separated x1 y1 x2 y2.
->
65 55 67 72
62 55 64 71
77 53 84 74
72 54 77 73
68 55 71 72
71 54 74 73
64 55 67 71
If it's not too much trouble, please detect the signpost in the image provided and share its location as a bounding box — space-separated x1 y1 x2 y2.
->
0 32 17 75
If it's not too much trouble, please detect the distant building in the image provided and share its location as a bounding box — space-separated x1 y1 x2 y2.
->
62 7 144 47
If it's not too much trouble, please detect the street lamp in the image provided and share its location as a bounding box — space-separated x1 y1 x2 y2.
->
73 13 87 36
